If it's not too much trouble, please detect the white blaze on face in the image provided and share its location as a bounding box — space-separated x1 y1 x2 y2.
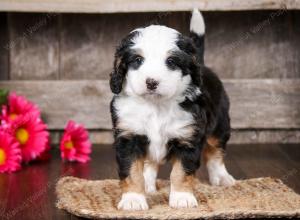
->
123 25 191 100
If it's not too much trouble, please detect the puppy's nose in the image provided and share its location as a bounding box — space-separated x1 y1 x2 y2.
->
146 78 159 91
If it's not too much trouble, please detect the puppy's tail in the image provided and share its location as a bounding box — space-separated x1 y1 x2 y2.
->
190 8 205 64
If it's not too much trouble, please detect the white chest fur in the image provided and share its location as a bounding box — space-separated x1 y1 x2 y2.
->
114 96 195 163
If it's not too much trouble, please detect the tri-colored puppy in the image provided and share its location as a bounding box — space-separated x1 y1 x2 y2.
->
110 9 235 210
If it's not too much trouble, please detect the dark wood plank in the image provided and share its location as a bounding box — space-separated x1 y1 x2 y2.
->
8 13 59 80
0 146 118 220
0 161 60 219
60 13 154 80
60 11 300 80
4 11 299 80
205 10 300 78
277 144 300 167
290 11 300 77
60 12 189 80
0 144 299 220
0 13 9 80
228 144 300 193
70 216 84 220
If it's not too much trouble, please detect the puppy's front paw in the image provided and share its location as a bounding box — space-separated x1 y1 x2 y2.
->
209 172 236 187
117 192 149 211
169 191 198 208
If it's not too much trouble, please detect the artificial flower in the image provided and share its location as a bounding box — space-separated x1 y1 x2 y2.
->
1 92 40 124
9 113 49 163
0 131 22 173
60 120 91 163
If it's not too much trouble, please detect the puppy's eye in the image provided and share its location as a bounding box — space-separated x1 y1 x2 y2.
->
134 56 144 65
130 55 144 69
166 57 176 69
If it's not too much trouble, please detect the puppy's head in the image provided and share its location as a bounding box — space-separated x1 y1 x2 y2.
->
110 25 202 101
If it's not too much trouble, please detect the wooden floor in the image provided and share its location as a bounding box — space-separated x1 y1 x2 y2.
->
0 144 299 220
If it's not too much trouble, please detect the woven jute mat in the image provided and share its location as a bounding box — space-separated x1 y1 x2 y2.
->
56 176 300 219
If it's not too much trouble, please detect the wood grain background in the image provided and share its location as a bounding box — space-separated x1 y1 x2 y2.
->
0 10 299 144
1 0 299 13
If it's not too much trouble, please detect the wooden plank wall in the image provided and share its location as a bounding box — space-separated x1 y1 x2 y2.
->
1 79 299 129
0 10 299 144
8 13 59 80
1 0 300 13
0 13 9 80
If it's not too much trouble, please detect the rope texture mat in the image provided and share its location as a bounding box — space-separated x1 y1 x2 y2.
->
56 176 300 219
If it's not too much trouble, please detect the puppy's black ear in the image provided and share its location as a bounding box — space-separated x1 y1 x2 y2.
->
110 31 139 94
176 34 202 88
110 56 126 94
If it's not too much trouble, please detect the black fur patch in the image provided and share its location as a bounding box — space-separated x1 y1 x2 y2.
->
190 32 205 64
175 34 202 88
179 65 231 150
176 34 197 56
115 134 149 180
166 136 204 175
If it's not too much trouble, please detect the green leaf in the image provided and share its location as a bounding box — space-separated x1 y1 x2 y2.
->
0 89 9 106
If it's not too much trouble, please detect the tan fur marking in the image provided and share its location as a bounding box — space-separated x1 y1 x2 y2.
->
182 124 198 140
175 125 198 148
203 136 224 164
170 159 196 192
116 129 133 139
177 140 193 148
206 136 220 148
133 48 144 56
120 159 145 194
114 56 122 68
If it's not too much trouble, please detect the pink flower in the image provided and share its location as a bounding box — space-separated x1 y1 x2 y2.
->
0 131 22 173
10 113 49 163
1 92 40 124
60 120 91 163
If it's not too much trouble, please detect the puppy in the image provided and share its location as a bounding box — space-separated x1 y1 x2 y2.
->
110 9 235 211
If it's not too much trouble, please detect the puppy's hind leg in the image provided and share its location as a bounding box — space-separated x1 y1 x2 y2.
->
203 136 235 186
